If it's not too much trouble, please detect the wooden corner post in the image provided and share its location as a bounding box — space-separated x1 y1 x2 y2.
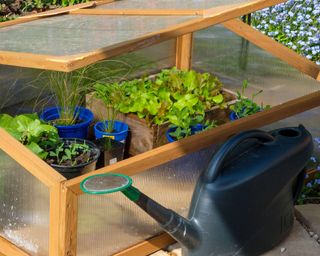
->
176 33 194 70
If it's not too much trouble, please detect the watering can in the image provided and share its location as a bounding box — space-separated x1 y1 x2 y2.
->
81 126 313 256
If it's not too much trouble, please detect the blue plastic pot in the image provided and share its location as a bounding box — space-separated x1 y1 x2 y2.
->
166 127 178 143
40 106 94 139
166 124 206 143
229 111 238 121
94 120 129 143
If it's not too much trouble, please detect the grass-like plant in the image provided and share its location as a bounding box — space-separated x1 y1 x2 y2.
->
45 69 88 125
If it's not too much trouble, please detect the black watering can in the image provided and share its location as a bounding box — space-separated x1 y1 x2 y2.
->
81 126 313 256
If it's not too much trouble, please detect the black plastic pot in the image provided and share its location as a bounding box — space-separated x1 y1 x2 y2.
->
94 137 125 169
49 138 100 179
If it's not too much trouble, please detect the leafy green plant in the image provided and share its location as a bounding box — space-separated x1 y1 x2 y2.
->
46 140 90 166
169 120 218 141
98 67 226 127
0 113 59 158
230 80 270 119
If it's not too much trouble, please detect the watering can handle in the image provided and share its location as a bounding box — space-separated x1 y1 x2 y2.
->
205 130 274 182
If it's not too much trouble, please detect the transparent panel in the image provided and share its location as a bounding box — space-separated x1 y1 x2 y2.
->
192 25 320 106
77 145 217 255
0 150 50 256
112 39 175 79
98 0 249 9
0 65 44 114
0 15 195 55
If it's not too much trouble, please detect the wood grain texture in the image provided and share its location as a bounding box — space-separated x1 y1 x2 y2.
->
70 8 203 16
66 91 320 195
0 237 30 256
49 184 62 256
0 128 65 188
222 19 320 80
58 185 78 256
113 233 175 256
0 0 288 71
176 33 193 70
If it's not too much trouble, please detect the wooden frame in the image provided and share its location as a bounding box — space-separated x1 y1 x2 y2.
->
0 0 320 255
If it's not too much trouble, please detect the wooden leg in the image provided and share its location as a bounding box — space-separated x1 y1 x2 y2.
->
60 185 78 256
49 183 78 256
176 33 193 70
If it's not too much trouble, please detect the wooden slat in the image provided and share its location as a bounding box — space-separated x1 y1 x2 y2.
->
113 233 175 256
0 128 65 188
0 0 288 71
58 186 78 256
176 33 193 70
0 236 30 256
222 19 320 80
49 184 62 256
70 8 203 16
66 91 320 195
0 51 73 71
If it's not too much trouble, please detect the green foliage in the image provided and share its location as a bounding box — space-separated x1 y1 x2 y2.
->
47 140 90 166
98 68 225 129
93 82 122 133
169 120 218 141
230 80 270 119
0 0 89 22
0 113 59 159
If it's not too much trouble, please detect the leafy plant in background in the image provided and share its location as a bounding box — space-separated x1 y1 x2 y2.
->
298 137 320 205
230 80 270 119
0 113 59 158
252 0 320 64
0 0 89 22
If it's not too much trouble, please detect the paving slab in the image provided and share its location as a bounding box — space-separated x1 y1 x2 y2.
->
295 204 320 238
151 219 320 256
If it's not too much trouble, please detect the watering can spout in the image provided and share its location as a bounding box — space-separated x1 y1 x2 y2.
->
122 186 200 249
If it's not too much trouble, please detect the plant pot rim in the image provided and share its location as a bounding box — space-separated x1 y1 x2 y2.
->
94 120 129 136
41 106 94 129
48 138 100 170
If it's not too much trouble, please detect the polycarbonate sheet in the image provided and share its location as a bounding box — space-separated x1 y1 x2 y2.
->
0 150 50 255
113 39 175 79
77 145 217 256
98 0 247 9
0 15 195 55
0 65 43 114
192 25 320 106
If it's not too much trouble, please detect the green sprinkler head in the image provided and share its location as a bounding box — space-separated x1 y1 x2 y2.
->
80 173 141 202
80 173 132 195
